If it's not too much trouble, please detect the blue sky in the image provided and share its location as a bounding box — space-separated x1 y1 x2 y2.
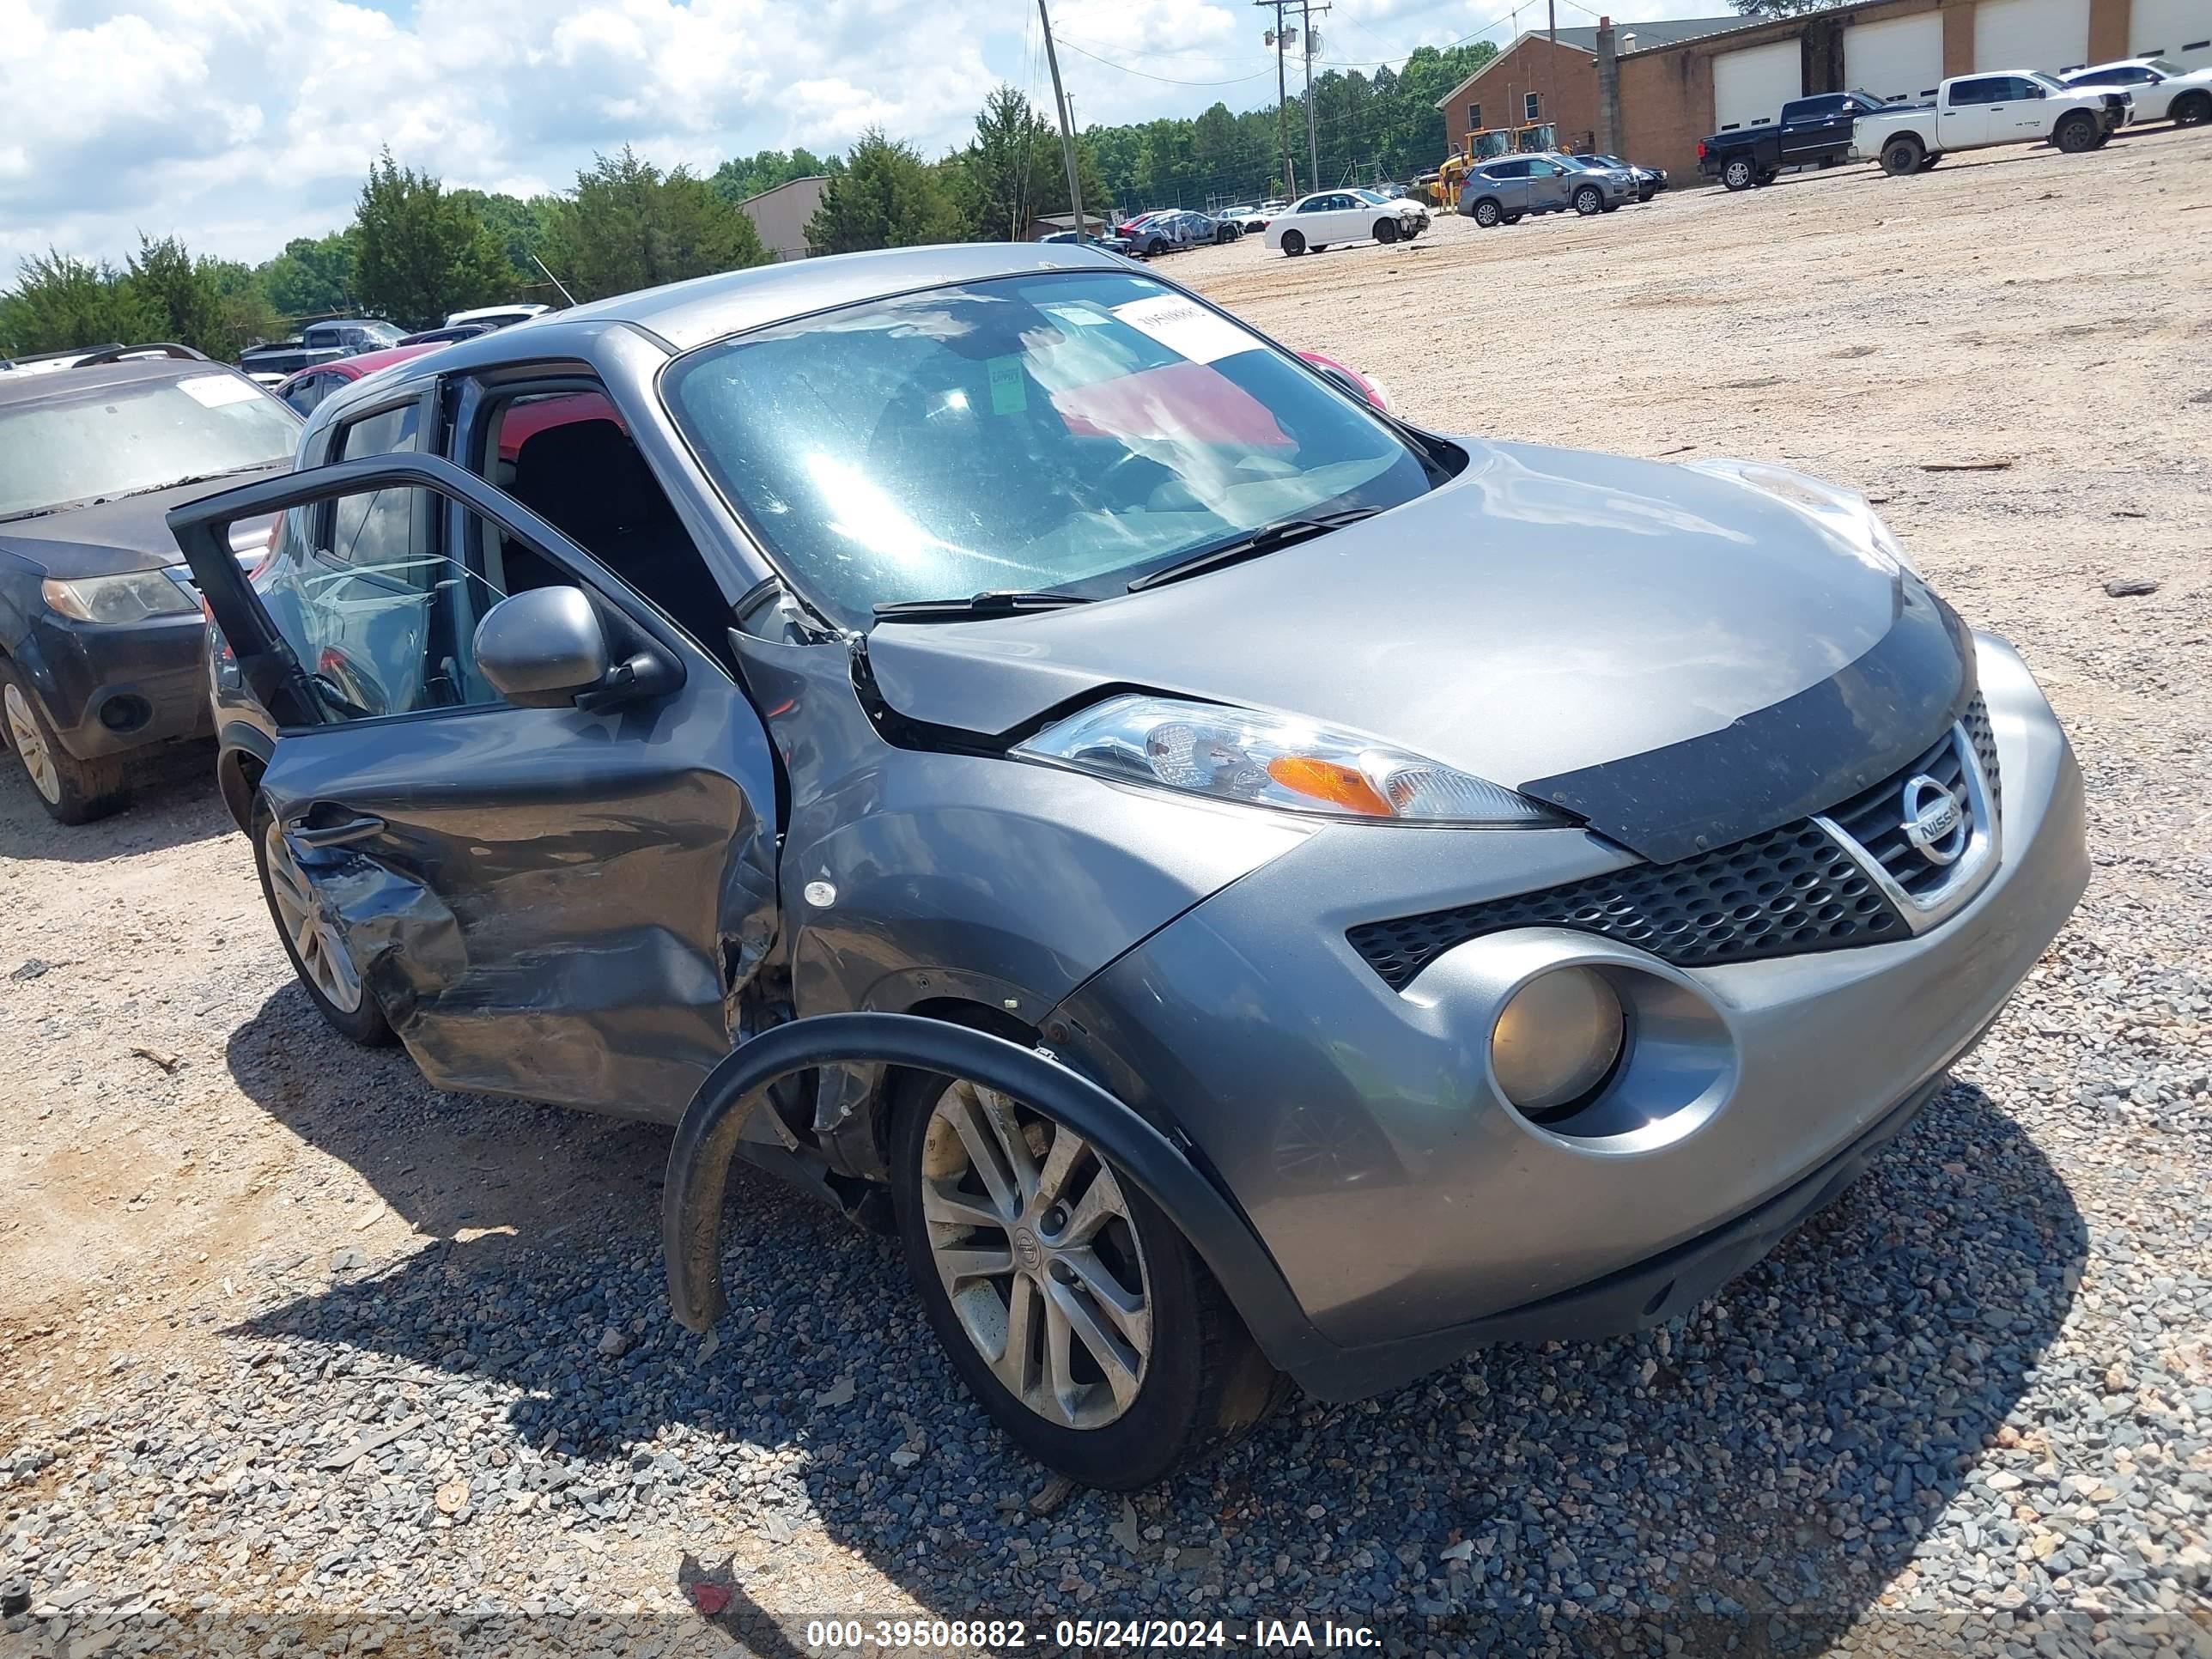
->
0 0 1735 271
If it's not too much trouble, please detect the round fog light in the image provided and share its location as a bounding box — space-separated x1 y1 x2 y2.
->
1491 967 1626 1118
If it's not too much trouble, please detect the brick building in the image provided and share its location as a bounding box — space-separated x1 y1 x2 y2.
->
1434 17 1740 155
1437 0 2208 183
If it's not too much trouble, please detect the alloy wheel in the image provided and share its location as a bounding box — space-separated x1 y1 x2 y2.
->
262 820 365 1012
3 684 60 805
920 1079 1152 1431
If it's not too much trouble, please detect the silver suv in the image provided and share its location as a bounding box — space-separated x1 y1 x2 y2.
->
1458 151 1634 227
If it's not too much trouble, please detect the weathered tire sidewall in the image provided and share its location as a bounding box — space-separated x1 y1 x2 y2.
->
2175 91 2211 126
1374 216 1399 244
888 1070 1217 1490
1881 139 1923 176
0 663 128 826
2055 113 2098 152
1280 230 1305 256
249 795 395 1048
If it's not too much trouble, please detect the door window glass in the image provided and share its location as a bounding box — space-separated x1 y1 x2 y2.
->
474 389 732 665
259 485 508 723
1949 78 1999 104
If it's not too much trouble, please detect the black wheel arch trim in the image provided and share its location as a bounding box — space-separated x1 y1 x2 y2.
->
663 1012 1329 1376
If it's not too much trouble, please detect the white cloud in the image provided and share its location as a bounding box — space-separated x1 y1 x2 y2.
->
0 0 1737 272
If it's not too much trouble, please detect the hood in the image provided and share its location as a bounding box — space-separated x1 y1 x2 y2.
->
863 440 1973 862
0 464 289 580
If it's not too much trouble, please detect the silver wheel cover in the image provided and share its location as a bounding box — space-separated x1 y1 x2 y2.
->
4 684 61 805
921 1080 1153 1431
263 821 365 1013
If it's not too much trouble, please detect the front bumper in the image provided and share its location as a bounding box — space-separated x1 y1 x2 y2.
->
15 607 213 761
1048 634 2087 1397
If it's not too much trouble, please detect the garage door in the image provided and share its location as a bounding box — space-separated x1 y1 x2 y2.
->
2129 0 2212 69
1972 0 2092 73
1844 12 1944 103
1712 39 1803 130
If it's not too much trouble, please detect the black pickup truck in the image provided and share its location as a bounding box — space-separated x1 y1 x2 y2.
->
1698 90 1890 190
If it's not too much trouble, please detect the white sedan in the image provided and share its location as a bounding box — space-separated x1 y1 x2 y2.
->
2060 58 2212 125
1264 190 1420 257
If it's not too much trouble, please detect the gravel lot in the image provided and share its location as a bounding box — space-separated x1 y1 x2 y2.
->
3 128 2210 1659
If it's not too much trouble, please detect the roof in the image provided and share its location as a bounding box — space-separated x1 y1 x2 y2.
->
1559 15 1745 51
308 243 1135 426
1433 14 1748 105
738 175 830 207
0 354 247 409
278 343 441 391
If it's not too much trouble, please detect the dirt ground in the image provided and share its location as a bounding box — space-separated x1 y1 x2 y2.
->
2 125 2209 1656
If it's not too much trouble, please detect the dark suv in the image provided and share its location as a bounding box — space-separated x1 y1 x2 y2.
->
0 343 299 821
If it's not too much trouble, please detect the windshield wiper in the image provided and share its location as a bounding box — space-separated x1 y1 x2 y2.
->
1126 507 1383 592
116 464 276 501
872 590 1094 622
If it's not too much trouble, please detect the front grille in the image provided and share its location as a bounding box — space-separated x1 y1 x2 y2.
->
1962 696 2001 817
1823 725 1965 900
1347 695 1997 991
1347 819 1904 990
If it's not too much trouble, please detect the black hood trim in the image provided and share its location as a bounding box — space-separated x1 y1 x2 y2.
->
1518 585 1974 866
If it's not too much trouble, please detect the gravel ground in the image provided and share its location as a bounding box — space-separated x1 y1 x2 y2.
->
4 129 2211 1658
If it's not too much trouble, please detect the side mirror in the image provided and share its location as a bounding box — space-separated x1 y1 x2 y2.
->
473 586 612 708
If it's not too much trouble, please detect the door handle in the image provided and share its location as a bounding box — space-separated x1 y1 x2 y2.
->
287 815 385 848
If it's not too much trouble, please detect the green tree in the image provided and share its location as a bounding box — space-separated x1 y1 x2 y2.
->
352 149 515 330
805 130 969 254
123 236 283 359
258 231 358 319
708 147 838 205
952 86 1109 240
0 252 158 356
538 148 770 304
450 189 564 291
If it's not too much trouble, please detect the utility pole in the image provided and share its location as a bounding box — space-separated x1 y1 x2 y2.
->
1037 0 1085 242
1255 0 1293 198
1301 0 1328 197
1547 0 1559 140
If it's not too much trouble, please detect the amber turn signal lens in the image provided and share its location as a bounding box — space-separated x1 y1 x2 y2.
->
1264 756 1392 816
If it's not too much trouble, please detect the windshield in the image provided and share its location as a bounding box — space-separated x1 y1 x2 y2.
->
0 374 301 520
664 270 1436 623
2030 72 2069 91
2146 58 2183 74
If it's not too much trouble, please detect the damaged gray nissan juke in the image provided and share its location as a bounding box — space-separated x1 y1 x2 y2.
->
173 244 2087 1488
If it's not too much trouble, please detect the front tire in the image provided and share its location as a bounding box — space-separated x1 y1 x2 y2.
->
1279 229 1305 256
251 797 393 1046
1 670 127 825
2175 90 2212 126
890 1071 1284 1488
1572 184 1603 216
2054 112 2100 152
1373 216 1399 244
1881 137 1924 176
1722 156 1755 191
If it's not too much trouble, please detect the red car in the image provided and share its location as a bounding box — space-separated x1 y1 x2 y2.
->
272 343 445 418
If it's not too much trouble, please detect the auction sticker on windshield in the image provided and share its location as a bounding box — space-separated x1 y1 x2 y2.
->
177 374 264 409
1110 295 1256 365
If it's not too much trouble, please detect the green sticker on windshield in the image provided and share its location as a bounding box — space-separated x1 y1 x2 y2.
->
988 355 1027 415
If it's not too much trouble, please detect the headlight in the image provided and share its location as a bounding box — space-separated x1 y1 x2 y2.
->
1490 967 1626 1116
1680 458 1922 580
40 570 198 624
1012 693 1567 826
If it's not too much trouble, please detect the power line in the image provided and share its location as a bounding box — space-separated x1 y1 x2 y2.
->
1055 39 1279 85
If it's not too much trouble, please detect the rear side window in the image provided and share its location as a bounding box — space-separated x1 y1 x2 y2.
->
1949 77 2001 104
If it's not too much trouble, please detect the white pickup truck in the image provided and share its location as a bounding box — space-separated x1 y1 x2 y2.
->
1852 70 2130 175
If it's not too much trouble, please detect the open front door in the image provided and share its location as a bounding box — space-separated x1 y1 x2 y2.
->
171 453 780 1120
